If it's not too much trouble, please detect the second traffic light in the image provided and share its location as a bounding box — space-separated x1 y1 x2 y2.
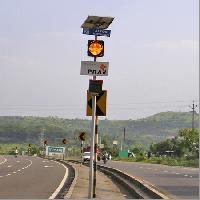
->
62 139 67 144
79 132 86 141
88 40 104 57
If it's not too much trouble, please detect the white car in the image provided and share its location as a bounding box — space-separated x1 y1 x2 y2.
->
82 152 91 162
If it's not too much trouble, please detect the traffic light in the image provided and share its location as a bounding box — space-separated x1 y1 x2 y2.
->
44 140 47 145
28 144 31 147
79 132 86 141
88 40 104 57
62 138 67 144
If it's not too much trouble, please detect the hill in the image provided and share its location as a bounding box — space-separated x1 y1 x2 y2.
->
0 111 198 149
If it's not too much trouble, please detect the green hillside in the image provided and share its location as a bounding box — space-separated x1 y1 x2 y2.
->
0 112 198 149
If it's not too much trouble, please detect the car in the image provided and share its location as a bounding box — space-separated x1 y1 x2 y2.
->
82 152 91 162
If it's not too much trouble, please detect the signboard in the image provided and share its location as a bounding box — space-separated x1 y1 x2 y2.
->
83 28 111 37
87 90 107 116
89 80 103 94
113 140 118 145
46 146 65 154
81 16 114 29
81 61 109 76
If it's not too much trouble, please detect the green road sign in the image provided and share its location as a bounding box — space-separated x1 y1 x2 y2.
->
47 146 65 153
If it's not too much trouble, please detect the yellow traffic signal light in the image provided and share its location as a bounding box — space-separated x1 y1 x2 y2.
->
79 132 86 141
88 40 104 57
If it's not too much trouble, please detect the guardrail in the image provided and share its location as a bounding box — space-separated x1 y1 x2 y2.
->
65 159 170 199
97 164 170 199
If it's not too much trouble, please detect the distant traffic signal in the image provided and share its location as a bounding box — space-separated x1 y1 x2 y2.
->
79 132 86 141
88 40 104 57
62 139 67 144
28 144 31 147
44 140 48 145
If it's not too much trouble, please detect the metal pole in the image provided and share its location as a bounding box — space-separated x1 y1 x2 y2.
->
93 117 98 198
93 35 98 198
124 127 126 143
88 94 96 199
81 140 84 164
190 100 197 131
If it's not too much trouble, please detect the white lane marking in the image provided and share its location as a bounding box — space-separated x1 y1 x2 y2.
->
49 161 69 199
42 160 49 163
184 174 188 177
0 158 33 178
139 166 143 168
175 172 180 175
44 165 53 168
190 176 193 178
6 174 11 176
163 170 168 173
0 157 7 165
147 168 151 170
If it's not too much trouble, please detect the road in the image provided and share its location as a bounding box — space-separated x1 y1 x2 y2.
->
100 160 199 199
0 155 68 199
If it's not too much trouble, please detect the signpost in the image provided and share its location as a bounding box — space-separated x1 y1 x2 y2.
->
87 90 107 116
81 15 114 199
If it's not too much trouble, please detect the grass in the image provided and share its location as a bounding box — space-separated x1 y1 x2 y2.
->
113 156 199 168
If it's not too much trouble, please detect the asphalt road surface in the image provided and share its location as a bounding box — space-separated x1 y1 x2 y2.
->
100 160 199 199
0 155 67 199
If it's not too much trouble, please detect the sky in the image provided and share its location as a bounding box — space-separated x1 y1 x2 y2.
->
0 0 199 120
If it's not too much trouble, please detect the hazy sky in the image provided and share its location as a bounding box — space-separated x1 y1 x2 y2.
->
0 0 199 120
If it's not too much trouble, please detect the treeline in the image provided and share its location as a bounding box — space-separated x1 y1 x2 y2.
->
0 111 198 150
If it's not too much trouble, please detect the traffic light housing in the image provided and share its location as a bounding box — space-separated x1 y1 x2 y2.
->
44 140 47 145
79 132 86 141
88 40 104 57
28 144 31 147
62 139 67 144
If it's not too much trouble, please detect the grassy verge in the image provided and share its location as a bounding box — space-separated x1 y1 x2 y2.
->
113 156 199 168
0 143 39 155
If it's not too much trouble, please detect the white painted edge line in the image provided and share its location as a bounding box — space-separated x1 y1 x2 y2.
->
48 161 69 199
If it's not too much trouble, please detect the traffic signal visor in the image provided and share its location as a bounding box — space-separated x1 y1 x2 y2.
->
79 132 86 141
62 139 67 144
88 40 104 57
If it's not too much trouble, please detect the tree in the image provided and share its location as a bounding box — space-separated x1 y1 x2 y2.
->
178 128 199 157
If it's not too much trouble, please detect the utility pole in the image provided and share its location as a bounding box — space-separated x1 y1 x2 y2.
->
123 127 126 143
189 101 197 131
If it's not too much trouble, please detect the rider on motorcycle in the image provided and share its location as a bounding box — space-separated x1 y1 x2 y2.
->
102 152 108 164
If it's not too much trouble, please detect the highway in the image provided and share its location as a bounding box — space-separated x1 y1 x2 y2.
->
0 155 68 199
101 160 199 199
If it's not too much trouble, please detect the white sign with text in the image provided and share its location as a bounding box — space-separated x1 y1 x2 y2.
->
80 61 109 76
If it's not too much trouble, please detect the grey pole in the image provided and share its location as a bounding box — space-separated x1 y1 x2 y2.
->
93 35 98 198
88 94 96 199
81 140 84 164
190 100 197 131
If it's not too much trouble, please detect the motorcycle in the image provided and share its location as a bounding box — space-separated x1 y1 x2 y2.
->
102 154 108 164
